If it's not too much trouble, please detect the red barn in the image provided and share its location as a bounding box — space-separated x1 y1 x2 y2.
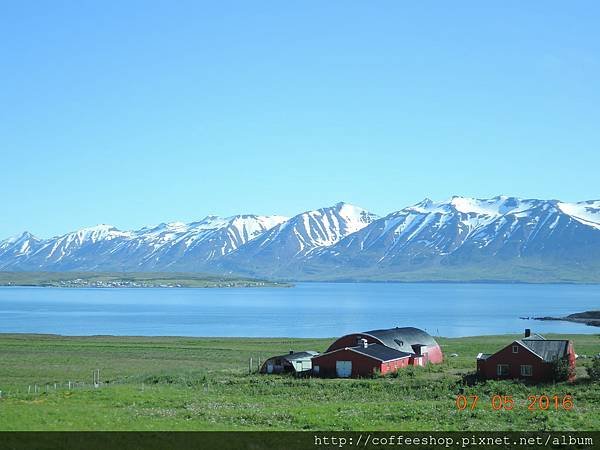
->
312 327 443 378
477 330 575 383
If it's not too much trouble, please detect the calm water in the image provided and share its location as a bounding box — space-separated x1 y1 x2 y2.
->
0 283 598 337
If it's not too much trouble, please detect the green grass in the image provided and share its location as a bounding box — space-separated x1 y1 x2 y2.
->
0 333 598 431
0 272 291 288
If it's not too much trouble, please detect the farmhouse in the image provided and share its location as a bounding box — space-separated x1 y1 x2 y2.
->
476 330 575 382
260 350 318 375
312 327 443 378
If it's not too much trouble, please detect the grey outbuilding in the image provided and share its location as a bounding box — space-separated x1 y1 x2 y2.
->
260 350 319 374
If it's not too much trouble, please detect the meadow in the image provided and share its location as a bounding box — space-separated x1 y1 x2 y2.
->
0 333 598 431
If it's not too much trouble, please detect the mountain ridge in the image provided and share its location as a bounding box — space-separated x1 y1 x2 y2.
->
2 196 600 282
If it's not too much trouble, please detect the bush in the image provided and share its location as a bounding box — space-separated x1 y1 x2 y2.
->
587 357 600 382
552 359 574 382
404 366 417 378
387 369 401 379
143 371 207 387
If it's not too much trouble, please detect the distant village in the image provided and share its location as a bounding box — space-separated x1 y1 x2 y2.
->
0 276 277 289
261 326 578 383
55 279 185 288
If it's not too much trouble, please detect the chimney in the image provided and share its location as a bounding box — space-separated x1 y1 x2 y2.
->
289 350 294 355
525 329 531 338
360 338 368 348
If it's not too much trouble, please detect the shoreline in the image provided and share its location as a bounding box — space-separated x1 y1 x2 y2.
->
530 318 600 328
527 310 600 328
0 272 292 289
0 283 292 289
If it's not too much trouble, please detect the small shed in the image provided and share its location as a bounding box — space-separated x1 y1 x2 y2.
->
260 350 319 375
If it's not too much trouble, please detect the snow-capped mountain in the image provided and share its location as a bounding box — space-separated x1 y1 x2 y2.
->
134 215 288 270
0 232 43 261
0 215 287 271
219 202 379 275
308 196 600 280
1 196 599 282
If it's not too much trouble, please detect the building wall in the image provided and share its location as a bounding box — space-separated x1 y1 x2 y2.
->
381 357 411 374
423 345 444 364
312 350 381 378
311 350 416 377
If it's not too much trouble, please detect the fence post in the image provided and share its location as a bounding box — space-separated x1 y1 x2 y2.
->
249 357 253 374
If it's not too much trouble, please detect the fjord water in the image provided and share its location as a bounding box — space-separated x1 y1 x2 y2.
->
0 283 598 337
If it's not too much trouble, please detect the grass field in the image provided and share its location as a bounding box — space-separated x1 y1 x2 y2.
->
0 333 598 431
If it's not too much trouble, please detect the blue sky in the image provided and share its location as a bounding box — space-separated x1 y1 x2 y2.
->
1 1 599 238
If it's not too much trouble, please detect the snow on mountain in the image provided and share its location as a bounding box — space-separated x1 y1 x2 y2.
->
133 214 289 269
217 202 378 274
557 200 600 230
0 214 287 271
0 232 42 260
238 202 375 253
310 196 600 273
406 196 539 225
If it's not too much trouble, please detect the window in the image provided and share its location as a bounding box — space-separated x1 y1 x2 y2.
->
313 365 320 374
497 364 509 376
512 345 519 354
520 365 532 376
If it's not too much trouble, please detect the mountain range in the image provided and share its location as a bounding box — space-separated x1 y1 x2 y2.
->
2 196 600 283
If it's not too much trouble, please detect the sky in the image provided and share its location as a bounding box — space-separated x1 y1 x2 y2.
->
1 1 599 239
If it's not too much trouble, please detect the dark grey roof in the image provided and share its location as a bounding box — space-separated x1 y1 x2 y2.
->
517 339 569 362
360 327 439 353
477 353 492 360
282 351 319 362
350 343 412 362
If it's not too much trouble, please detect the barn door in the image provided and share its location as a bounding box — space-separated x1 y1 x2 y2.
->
336 361 352 378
